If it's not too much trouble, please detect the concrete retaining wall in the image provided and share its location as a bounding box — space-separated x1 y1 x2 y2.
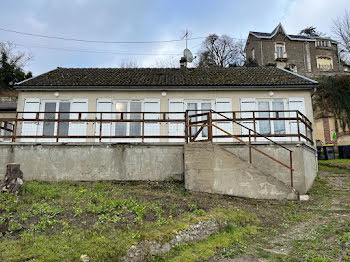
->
223 143 317 194
0 143 184 181
184 143 298 200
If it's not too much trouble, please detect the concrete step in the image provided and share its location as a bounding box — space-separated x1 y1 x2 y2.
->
184 142 298 200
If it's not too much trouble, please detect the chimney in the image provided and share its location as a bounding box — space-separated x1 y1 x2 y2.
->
179 56 187 69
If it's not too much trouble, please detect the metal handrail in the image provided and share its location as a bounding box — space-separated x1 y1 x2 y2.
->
187 110 295 188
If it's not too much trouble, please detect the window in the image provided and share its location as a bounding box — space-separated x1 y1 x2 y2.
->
252 48 255 60
186 101 213 138
42 101 72 137
317 56 333 70
257 99 286 135
275 43 285 59
317 40 329 47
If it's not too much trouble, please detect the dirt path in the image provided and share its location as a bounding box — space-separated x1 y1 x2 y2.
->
211 166 350 261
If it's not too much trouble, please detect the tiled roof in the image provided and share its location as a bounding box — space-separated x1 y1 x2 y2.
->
16 67 317 89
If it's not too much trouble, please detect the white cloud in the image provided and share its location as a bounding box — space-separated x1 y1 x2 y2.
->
282 0 349 37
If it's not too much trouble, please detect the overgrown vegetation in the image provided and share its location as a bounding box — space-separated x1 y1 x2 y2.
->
0 161 349 261
314 75 350 132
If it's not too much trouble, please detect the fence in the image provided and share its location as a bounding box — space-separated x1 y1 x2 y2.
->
0 110 313 145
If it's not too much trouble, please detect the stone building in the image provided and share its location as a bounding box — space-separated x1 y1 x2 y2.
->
244 23 344 77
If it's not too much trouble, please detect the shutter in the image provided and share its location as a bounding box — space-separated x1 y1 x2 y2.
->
21 99 40 142
240 98 256 141
215 98 233 142
95 99 112 142
288 97 306 141
68 99 88 142
144 99 160 142
168 99 184 142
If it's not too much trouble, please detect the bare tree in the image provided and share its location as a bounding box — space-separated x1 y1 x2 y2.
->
299 26 320 37
154 56 178 68
119 58 139 68
0 41 33 68
196 34 245 68
333 10 350 63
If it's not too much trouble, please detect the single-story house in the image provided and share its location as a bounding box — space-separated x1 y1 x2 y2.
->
11 66 317 144
0 66 319 199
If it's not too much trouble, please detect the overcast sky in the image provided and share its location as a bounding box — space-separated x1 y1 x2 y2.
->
0 0 348 75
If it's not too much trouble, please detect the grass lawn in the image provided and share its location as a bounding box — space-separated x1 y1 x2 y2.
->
1 160 350 261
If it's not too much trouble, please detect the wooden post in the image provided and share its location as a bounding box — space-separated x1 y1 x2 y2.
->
11 112 18 142
249 129 252 163
253 112 257 141
185 111 189 143
56 112 60 142
142 112 145 143
290 151 293 188
99 112 103 142
297 114 301 141
208 111 213 142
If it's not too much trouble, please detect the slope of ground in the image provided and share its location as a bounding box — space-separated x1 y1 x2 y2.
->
0 160 349 261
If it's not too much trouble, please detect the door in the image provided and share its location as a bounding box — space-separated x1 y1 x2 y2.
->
186 101 213 141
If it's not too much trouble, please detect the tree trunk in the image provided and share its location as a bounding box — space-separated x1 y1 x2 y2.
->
1 163 23 193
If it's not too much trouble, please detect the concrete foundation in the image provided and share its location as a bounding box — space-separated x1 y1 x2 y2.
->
0 143 184 181
0 142 317 199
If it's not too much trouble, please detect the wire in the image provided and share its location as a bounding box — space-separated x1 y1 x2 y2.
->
0 27 207 44
10 41 182 56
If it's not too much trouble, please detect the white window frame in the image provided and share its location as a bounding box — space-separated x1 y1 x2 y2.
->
275 43 286 59
256 99 289 137
316 56 333 70
39 99 72 141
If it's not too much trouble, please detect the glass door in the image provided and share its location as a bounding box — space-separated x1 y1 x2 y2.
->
186 101 212 140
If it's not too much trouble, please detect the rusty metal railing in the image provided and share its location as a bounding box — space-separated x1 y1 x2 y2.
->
187 110 304 188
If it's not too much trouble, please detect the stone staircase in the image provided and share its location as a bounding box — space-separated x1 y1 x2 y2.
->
184 142 298 200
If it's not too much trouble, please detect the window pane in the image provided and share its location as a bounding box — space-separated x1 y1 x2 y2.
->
130 102 141 136
276 46 283 58
258 102 271 134
272 101 286 134
43 103 56 136
58 102 70 136
115 102 127 136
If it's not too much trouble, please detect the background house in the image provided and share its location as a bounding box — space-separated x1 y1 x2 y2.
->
245 23 343 77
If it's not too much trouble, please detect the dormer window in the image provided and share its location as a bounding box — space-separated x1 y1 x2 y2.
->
316 40 330 48
275 43 286 59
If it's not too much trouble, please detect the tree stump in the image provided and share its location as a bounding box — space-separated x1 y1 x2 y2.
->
1 163 23 193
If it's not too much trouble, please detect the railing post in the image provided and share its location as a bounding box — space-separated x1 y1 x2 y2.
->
99 112 102 142
290 151 293 188
189 113 192 142
253 112 257 142
208 111 213 142
185 111 188 143
297 111 301 141
249 129 252 163
142 112 145 143
11 112 18 142
56 112 60 142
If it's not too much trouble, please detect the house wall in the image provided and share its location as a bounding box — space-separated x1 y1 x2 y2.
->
17 89 314 119
15 89 315 143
